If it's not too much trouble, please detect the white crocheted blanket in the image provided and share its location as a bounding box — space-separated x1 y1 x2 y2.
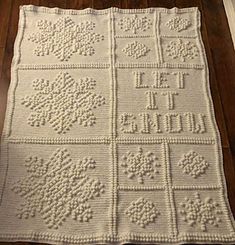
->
0 5 234 245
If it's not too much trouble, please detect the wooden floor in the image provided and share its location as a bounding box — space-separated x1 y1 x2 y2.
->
0 0 235 244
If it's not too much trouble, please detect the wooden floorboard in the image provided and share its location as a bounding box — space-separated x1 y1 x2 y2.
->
0 47 7 135
39 0 66 8
0 48 4 76
66 0 93 9
200 0 235 215
197 0 230 148
223 147 235 215
201 0 235 155
124 0 148 8
0 1 234 244
149 0 178 8
0 0 12 135
0 0 12 48
92 0 121 9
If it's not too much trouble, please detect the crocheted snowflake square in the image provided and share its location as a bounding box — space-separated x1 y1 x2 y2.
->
170 144 219 187
20 13 109 64
115 38 157 63
118 190 169 234
159 12 196 36
161 37 201 64
10 69 110 138
115 13 153 36
174 190 234 235
0 143 110 234
117 144 164 186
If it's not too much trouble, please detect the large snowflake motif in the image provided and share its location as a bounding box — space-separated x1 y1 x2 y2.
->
118 14 152 34
122 41 150 59
165 39 199 62
179 192 223 231
166 16 191 32
28 17 104 61
21 72 105 134
125 197 160 228
121 147 160 184
178 151 209 178
11 148 105 229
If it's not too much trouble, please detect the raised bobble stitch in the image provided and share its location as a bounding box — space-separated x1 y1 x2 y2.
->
21 72 105 134
28 17 104 61
125 197 160 228
11 148 105 229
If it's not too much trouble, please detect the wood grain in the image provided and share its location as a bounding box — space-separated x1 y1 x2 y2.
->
200 0 235 217
0 47 7 135
92 0 121 9
124 0 148 8
0 1 234 245
66 0 92 9
0 0 12 48
148 0 176 8
201 0 235 156
197 0 230 148
39 0 66 8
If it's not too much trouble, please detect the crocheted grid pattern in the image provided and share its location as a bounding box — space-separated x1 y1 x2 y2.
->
0 5 234 245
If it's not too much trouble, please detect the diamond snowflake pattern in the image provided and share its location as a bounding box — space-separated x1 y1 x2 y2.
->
125 197 160 228
166 17 191 32
179 192 223 231
118 14 152 34
166 39 199 62
178 150 209 178
21 72 106 134
28 17 104 61
122 41 150 59
11 148 105 229
121 147 160 184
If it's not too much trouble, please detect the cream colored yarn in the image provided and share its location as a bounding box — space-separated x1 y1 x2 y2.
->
0 5 234 245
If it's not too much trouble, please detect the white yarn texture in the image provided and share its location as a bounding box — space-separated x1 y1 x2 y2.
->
0 5 234 245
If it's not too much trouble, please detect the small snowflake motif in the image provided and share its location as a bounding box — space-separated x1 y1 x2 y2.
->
165 39 199 62
178 151 209 178
122 41 150 59
125 197 160 228
11 148 105 229
21 72 105 134
166 16 191 32
179 192 223 231
121 147 160 184
28 17 104 61
118 14 152 34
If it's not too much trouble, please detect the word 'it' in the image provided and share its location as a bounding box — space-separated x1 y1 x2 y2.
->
145 91 178 110
120 112 206 134
133 71 189 89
